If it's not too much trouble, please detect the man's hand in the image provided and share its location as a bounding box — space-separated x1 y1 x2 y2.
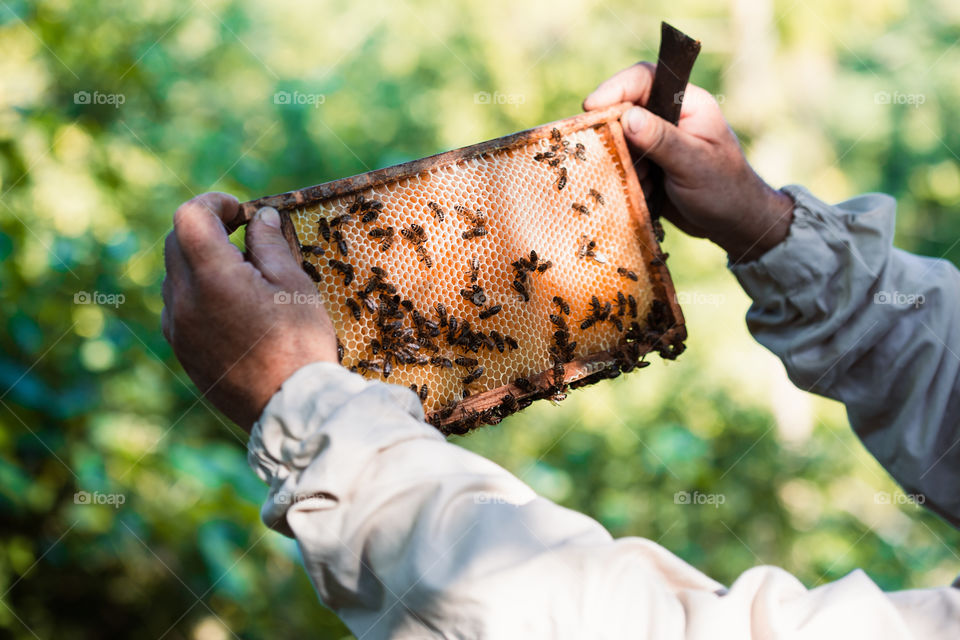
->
162 192 338 430
584 62 794 263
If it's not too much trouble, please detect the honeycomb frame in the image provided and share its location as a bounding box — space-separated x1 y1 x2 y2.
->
240 102 686 434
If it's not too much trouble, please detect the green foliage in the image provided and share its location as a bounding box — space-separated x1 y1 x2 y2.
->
1 0 959 637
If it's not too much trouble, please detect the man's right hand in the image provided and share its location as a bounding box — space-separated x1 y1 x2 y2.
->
584 62 794 263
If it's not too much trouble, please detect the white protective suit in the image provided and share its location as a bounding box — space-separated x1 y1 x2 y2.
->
247 186 960 638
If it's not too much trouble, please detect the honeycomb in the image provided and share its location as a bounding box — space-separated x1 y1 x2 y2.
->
241 104 685 433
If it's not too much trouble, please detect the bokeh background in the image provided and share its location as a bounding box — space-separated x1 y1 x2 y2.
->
2 0 960 637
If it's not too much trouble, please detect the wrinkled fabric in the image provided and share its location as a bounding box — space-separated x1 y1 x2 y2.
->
731 185 960 527
246 186 960 638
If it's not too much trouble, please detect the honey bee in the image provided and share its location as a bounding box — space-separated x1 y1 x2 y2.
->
536 260 553 273
401 224 427 244
588 188 605 205
478 304 502 320
460 284 486 307
616 291 627 316
650 252 669 267
462 366 484 384
499 394 519 413
555 167 567 191
301 260 322 283
345 298 361 321
533 150 556 162
551 128 563 144
617 266 639 281
332 229 348 256
337 338 344 362
382 353 393 378
348 194 366 214
416 245 434 268
573 142 586 161
577 235 591 259
455 355 479 368
552 295 570 315
462 225 488 240
610 316 624 332
489 330 505 353
361 209 379 224
511 279 529 302
357 359 382 373
549 313 568 331
328 259 354 286
628 294 638 318
434 303 448 327
301 244 325 256
368 226 393 238
427 201 445 222
330 213 353 227
580 316 597 330
466 256 480 282
318 218 332 242
571 203 590 216
513 377 536 393
430 355 453 368
504 335 519 350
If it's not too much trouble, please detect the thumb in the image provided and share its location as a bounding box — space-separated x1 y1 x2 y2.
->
246 207 308 286
621 106 694 175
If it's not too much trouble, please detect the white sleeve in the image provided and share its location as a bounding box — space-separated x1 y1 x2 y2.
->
731 185 960 527
247 362 960 639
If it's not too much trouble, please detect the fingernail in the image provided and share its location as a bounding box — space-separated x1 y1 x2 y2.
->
258 207 280 229
625 107 646 134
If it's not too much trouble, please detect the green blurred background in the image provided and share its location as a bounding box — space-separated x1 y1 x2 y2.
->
2 0 959 637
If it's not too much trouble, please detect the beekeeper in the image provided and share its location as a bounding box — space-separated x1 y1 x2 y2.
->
161 62 960 638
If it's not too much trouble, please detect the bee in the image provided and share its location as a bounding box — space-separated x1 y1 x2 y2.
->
401 224 427 245
489 330 505 353
302 260 322 282
462 366 484 384
454 204 471 218
328 259 354 286
536 260 553 273
549 313 568 331
466 257 480 282
415 245 434 268
577 235 591 259
317 217 332 242
337 338 344 362
331 229 348 256
345 298 361 321
610 316 624 332
580 316 597 330
650 252 669 267
382 353 393 378
455 356 479 368
653 218 665 243
430 355 453 368
495 394 518 415
616 291 627 316
417 384 428 402
360 294 379 313
460 284 486 307
511 279 529 302
370 338 382 355
428 201 445 222
380 235 395 252
361 209 380 224
617 266 639 281
513 377 536 393
528 250 538 267
552 295 570 315
462 225 488 240
504 335 519 350
588 188 604 205
533 150 556 162
571 203 590 216
628 294 638 318
478 304 501 320
573 142 586 161
556 167 567 191
357 359 382 373
368 226 393 239
348 194 366 214
434 302 448 327
552 359 565 384
330 213 353 227
301 244 325 256
551 128 563 144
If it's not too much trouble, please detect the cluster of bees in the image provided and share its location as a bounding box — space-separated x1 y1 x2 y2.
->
293 125 682 434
